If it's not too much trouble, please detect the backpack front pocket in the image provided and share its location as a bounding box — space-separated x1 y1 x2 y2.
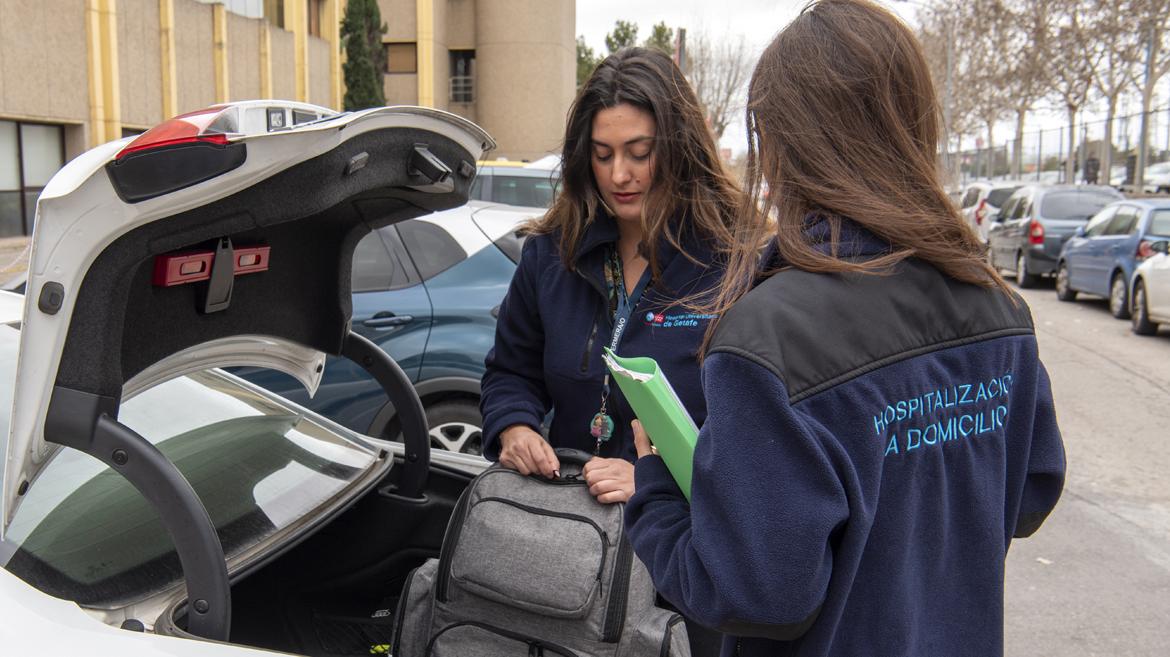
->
448 496 607 618
427 622 581 657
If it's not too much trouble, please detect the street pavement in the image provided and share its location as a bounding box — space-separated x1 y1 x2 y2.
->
1005 281 1170 656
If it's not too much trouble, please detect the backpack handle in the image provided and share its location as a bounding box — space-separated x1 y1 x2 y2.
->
554 447 595 467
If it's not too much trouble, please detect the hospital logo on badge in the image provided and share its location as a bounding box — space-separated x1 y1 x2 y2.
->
644 311 657 323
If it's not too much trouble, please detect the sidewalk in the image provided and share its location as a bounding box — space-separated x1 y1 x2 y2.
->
0 236 31 277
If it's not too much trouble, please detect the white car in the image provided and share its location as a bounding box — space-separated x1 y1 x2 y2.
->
1 101 497 655
1130 239 1170 335
1142 161 1170 194
957 181 1023 242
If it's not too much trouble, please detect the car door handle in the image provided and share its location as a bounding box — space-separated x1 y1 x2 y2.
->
364 313 413 328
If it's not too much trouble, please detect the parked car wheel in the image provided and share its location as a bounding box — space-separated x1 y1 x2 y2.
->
425 400 484 455
1131 280 1159 335
1055 262 1077 301
1015 252 1038 288
1109 272 1131 319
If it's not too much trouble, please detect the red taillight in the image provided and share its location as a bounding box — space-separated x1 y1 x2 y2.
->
975 199 988 225
152 246 270 287
116 105 231 159
1029 221 1045 245
1137 240 1155 260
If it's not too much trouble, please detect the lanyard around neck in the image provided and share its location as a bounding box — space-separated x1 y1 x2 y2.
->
606 250 651 354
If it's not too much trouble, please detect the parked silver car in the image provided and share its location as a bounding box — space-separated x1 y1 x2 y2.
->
958 181 1023 242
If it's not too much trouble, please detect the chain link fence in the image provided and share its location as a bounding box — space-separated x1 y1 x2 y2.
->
944 106 1170 189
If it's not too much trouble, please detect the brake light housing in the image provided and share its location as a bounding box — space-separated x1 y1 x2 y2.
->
975 199 988 225
1029 221 1045 245
1137 240 1155 261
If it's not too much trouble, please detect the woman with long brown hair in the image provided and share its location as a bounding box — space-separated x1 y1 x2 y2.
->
624 2 1065 655
479 46 738 499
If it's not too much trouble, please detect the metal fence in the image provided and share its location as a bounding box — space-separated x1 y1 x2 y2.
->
944 106 1170 188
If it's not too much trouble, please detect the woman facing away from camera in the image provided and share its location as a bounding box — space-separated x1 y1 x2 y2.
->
624 2 1066 656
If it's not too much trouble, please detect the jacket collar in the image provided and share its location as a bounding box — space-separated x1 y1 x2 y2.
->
762 215 893 269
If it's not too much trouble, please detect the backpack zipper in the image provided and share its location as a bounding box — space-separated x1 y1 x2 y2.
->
659 614 684 657
436 486 473 603
601 529 635 642
425 621 582 657
389 565 420 657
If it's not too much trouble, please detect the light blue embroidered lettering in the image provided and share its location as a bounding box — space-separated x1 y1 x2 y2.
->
923 423 938 445
988 379 1000 398
975 383 989 403
959 415 974 436
938 417 955 442
959 384 972 404
885 436 899 456
896 400 908 421
906 429 922 452
908 397 921 417
873 413 886 436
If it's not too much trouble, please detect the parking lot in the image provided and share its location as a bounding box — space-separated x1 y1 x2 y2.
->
1005 282 1170 656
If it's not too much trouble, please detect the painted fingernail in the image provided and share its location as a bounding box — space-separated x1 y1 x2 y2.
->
553 470 561 478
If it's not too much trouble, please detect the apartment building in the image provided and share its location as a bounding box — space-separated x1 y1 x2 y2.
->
0 0 574 237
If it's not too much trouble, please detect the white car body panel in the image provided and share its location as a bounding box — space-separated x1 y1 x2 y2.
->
1136 252 1170 323
5 104 493 532
0 566 293 656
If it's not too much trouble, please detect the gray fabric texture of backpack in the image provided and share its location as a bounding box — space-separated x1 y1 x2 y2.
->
390 463 691 657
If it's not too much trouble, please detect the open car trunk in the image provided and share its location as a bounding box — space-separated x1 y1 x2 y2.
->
2 103 496 651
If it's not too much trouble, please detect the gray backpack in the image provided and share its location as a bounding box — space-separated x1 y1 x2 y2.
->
390 449 691 657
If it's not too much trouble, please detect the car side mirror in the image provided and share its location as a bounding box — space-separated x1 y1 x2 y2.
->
1074 226 1086 238
1154 240 1169 255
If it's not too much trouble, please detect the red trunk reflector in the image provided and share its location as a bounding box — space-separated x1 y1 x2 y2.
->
975 199 987 225
1029 221 1045 245
153 245 270 287
1137 240 1155 260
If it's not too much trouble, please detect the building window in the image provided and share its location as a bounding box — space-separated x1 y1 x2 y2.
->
0 120 64 237
307 0 322 37
263 0 284 28
449 50 475 103
385 42 418 74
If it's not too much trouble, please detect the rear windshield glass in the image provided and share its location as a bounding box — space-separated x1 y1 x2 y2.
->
492 174 557 208
4 370 378 607
987 187 1020 207
1040 191 1119 221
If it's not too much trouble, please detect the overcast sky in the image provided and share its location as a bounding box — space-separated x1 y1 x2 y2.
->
574 1 919 155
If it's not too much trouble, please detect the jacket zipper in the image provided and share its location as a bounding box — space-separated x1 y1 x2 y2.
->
425 621 581 657
436 486 473 602
659 614 684 657
579 310 600 374
601 533 634 642
390 565 420 657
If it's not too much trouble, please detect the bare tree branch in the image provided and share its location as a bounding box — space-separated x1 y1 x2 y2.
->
686 31 752 140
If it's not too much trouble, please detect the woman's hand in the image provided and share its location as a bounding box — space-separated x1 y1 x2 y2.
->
583 457 635 504
631 419 654 459
498 424 560 478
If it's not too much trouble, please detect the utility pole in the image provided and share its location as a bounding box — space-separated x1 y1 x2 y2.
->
1137 23 1155 188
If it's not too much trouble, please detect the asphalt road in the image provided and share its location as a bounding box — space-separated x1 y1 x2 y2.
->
1004 280 1170 656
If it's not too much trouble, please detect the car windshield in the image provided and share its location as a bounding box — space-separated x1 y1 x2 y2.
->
1040 191 1120 221
492 173 557 208
0 323 378 608
987 187 1020 207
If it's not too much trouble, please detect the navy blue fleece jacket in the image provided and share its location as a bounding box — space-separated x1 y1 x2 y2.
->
479 212 723 462
625 225 1066 657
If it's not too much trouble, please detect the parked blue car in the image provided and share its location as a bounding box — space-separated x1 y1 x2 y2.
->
236 201 538 454
1056 198 1170 318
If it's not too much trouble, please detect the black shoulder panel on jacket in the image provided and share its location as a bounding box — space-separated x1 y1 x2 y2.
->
708 260 1036 403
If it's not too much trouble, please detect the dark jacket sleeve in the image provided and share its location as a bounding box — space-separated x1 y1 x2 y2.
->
1013 361 1066 537
479 237 552 461
625 350 849 640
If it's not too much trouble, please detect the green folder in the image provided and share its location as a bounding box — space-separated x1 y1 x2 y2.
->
603 348 698 500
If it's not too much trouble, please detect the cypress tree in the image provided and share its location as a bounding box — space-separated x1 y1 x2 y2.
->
342 0 387 110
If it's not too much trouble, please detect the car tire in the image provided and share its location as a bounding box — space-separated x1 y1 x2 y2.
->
1015 252 1037 288
1055 262 1077 301
1131 280 1159 335
1109 272 1131 319
424 400 484 455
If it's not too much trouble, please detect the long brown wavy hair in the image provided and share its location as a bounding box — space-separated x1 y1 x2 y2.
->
706 0 1008 329
529 47 740 279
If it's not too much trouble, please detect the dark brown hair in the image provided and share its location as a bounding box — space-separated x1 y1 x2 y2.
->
529 47 740 277
707 0 1008 325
